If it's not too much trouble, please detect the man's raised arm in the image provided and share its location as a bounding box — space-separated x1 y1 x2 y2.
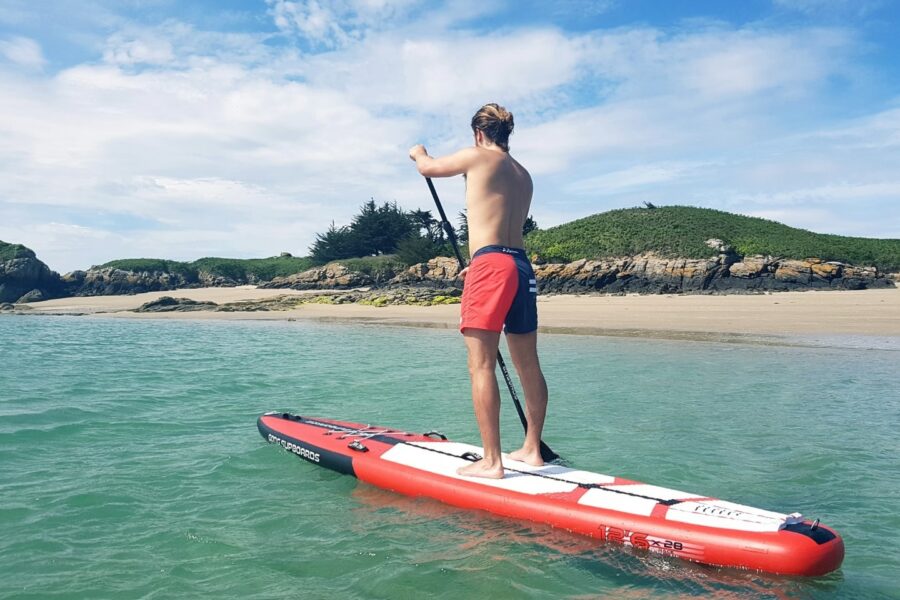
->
409 145 478 178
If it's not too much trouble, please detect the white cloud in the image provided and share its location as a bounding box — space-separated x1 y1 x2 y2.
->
772 0 885 17
103 32 175 65
1 5 897 271
0 35 46 69
267 0 423 47
565 162 711 195
735 181 900 205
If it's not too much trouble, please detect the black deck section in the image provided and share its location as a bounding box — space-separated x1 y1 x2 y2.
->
782 522 838 545
257 415 355 476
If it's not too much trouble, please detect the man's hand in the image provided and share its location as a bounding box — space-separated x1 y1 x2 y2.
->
408 144 427 161
457 266 469 280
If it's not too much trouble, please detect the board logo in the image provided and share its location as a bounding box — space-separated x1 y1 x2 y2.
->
596 524 685 554
268 434 321 463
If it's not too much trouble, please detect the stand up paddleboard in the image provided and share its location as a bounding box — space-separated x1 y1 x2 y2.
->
258 412 843 576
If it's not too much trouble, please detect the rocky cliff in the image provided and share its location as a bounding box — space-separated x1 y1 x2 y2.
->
0 242 64 303
260 253 894 295
3 242 895 304
532 254 892 294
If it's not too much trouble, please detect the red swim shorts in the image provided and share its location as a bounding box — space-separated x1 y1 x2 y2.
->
459 245 538 334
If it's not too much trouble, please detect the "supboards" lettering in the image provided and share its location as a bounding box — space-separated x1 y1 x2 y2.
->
268 434 320 462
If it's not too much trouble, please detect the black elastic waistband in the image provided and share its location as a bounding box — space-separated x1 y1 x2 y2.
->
472 245 528 260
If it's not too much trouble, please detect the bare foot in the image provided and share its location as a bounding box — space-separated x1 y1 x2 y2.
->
456 459 505 479
507 447 544 467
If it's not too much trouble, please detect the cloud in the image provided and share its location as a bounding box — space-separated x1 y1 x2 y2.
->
267 0 423 47
565 162 711 196
0 35 46 69
103 31 175 65
1 3 898 271
772 0 886 17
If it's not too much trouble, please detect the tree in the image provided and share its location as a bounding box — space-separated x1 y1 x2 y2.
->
457 210 469 244
309 222 358 263
396 235 440 266
348 200 415 255
310 200 417 263
408 209 443 243
523 215 539 236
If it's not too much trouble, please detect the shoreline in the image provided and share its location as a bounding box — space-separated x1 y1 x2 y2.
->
9 286 900 347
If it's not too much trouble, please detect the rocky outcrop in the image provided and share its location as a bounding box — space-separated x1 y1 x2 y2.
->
134 296 218 312
129 287 462 314
61 266 267 296
261 263 374 290
0 244 64 303
531 254 893 294
63 268 198 296
389 257 461 287
6 239 893 305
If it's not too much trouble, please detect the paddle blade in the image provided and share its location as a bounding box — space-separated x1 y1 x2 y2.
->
539 440 560 463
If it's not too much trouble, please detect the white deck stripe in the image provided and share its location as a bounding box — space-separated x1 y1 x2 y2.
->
380 442 619 495
666 500 795 532
578 488 658 516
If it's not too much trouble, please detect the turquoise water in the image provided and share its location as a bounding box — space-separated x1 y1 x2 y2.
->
1 315 898 599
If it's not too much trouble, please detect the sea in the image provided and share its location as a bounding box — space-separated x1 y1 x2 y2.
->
1 314 898 599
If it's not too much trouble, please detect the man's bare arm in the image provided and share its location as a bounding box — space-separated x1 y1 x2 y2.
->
409 145 479 178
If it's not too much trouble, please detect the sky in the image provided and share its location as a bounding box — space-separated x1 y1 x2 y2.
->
1 0 899 273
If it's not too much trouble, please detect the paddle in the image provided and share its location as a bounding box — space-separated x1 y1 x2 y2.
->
424 177 560 463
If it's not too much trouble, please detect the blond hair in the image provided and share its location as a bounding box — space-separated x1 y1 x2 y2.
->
471 103 514 152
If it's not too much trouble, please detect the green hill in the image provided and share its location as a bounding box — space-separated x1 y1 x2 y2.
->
0 240 36 262
525 206 900 272
98 256 316 281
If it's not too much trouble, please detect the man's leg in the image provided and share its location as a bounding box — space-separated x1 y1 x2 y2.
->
505 331 548 466
458 328 505 479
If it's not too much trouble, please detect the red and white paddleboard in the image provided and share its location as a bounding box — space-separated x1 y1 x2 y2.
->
257 412 843 576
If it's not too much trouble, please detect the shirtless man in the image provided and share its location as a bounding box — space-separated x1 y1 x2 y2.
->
409 103 549 479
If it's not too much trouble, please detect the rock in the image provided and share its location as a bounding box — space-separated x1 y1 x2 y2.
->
0 302 15 312
197 271 241 287
64 267 198 296
531 252 896 294
262 263 374 290
774 260 812 284
16 289 44 303
389 257 461 287
134 296 218 312
0 243 65 303
279 252 293 258
705 238 732 253
811 261 842 279
729 257 771 278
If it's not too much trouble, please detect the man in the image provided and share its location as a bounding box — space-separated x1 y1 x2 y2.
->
409 103 549 479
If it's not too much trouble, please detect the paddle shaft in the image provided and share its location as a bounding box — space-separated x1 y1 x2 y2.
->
424 177 559 463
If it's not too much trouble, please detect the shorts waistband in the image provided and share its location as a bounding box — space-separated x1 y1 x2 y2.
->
471 245 528 260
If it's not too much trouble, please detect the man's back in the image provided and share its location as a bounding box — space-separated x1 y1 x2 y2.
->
465 148 533 254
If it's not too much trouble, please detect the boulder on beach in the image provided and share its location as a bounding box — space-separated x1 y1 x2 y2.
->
134 296 218 312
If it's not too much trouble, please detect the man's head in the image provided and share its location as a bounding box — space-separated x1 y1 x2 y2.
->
471 103 514 152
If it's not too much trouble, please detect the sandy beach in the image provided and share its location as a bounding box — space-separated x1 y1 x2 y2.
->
18 286 900 341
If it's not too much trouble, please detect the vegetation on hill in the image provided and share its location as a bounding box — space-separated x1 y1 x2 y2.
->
525 206 900 271
98 256 316 280
0 240 36 261
333 255 406 281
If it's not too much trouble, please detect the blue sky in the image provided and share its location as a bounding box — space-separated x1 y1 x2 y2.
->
1 0 899 272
